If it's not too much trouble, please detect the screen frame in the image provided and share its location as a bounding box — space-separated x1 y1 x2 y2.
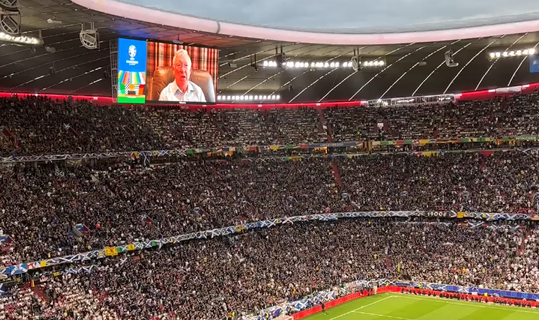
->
116 37 220 105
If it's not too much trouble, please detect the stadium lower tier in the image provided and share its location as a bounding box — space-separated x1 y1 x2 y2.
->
1 219 538 320
1 151 539 264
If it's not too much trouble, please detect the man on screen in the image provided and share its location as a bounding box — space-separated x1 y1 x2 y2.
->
158 49 206 102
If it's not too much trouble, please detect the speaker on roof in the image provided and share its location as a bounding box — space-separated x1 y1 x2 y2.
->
250 54 258 71
0 0 19 12
80 22 99 50
351 56 361 72
444 50 459 68
351 47 362 72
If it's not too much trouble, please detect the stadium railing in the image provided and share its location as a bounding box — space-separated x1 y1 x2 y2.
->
2 135 539 164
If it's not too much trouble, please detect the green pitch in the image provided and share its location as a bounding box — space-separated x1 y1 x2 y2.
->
304 293 539 320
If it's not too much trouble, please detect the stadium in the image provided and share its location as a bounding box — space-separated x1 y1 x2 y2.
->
1 0 539 319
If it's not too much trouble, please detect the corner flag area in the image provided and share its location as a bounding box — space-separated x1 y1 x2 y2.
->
303 294 539 320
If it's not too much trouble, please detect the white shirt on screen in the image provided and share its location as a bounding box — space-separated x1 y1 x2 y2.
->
158 81 206 102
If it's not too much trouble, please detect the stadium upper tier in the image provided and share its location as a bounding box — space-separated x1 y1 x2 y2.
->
0 91 538 157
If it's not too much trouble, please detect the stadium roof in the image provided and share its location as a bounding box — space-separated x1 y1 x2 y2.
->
107 0 539 34
74 0 539 44
0 0 538 101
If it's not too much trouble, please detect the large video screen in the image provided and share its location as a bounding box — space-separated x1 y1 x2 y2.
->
117 38 219 104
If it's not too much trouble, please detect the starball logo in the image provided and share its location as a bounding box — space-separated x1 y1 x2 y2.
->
126 44 139 66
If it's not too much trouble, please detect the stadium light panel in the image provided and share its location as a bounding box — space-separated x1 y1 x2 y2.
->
490 48 536 59
261 59 390 69
0 32 42 45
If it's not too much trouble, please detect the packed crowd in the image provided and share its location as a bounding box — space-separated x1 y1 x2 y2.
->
1 91 539 156
337 151 539 212
0 96 160 156
0 157 341 264
0 151 538 266
0 96 326 157
129 108 221 150
215 108 325 145
0 282 119 320
1 219 538 319
0 286 45 320
1 91 539 319
325 92 539 141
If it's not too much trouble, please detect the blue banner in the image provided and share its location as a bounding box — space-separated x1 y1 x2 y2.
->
117 38 148 103
403 282 539 301
530 55 539 73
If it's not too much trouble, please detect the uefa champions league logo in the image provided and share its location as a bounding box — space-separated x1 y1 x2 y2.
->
129 45 137 60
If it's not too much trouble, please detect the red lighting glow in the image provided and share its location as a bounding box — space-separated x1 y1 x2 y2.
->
1 82 537 108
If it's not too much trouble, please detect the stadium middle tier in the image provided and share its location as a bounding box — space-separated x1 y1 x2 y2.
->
0 151 538 265
2 219 539 320
0 91 538 156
